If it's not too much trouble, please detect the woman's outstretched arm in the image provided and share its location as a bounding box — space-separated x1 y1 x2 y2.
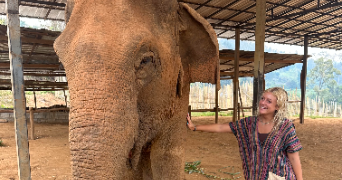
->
186 114 232 133
288 152 303 180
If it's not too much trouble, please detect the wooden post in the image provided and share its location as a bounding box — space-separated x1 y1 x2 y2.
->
300 35 308 123
307 98 310 116
233 27 240 122
198 84 200 109
253 0 266 115
6 0 32 179
188 105 191 119
226 85 230 109
334 102 337 117
33 91 37 109
207 86 210 109
238 81 245 117
63 90 68 107
29 107 34 140
238 103 241 120
215 84 219 124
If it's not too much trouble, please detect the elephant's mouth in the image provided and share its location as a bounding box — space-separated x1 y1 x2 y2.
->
127 139 152 170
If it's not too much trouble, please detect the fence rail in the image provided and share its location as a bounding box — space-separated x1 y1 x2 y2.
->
189 82 342 118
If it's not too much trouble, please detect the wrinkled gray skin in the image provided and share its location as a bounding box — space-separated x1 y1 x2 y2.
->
54 0 219 179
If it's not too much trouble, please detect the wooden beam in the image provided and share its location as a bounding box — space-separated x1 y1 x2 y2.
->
20 0 66 8
220 56 303 64
300 35 308 124
0 79 68 86
253 0 266 115
0 72 66 77
6 0 32 179
0 34 55 45
0 87 68 91
0 108 69 113
190 106 253 112
0 63 61 70
220 71 253 77
233 27 240 122
0 50 57 57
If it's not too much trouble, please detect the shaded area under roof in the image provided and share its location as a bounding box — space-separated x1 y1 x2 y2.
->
0 24 309 90
0 24 66 91
219 49 310 79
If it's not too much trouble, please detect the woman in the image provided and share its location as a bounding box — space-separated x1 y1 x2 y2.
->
187 87 303 180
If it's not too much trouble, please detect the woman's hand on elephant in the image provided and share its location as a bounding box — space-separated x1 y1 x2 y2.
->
186 113 196 131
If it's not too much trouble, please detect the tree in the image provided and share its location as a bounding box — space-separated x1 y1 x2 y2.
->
307 57 341 98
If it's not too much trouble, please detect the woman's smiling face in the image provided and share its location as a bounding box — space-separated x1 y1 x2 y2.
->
258 92 279 116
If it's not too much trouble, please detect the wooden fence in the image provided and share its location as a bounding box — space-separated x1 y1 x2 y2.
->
189 82 342 118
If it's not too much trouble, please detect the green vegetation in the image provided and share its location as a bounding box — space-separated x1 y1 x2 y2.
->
185 161 241 180
0 90 13 108
308 57 341 100
0 138 3 146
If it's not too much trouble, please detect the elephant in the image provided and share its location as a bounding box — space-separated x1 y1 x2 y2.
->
54 0 220 179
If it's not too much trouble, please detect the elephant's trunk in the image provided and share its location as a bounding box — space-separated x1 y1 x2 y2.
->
66 53 139 179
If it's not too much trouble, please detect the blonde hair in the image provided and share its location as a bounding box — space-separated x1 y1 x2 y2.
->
257 87 289 130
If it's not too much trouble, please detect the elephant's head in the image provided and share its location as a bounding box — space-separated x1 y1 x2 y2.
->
54 0 219 179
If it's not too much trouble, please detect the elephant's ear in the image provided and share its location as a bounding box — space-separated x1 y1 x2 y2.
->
65 0 75 24
178 3 220 89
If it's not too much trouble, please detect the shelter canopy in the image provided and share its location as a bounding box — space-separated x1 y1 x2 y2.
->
0 0 341 49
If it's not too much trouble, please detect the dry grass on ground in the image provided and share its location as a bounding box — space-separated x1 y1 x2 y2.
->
0 117 341 180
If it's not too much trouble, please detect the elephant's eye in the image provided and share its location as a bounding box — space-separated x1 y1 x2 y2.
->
141 56 153 65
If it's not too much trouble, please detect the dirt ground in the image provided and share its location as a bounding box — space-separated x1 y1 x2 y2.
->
0 117 341 180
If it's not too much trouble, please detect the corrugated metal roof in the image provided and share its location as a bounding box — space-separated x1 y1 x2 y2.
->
179 0 342 50
0 0 65 21
0 0 340 49
0 24 65 91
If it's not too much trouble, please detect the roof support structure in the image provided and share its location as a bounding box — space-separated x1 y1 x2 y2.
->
215 84 218 123
233 27 240 122
253 0 266 115
6 0 31 179
300 35 308 124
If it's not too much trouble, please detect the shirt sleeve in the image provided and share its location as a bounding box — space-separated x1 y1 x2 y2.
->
284 124 303 153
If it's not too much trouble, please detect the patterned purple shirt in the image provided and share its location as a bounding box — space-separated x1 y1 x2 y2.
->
229 116 302 180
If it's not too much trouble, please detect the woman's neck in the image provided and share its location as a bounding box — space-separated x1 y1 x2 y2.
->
258 114 274 123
